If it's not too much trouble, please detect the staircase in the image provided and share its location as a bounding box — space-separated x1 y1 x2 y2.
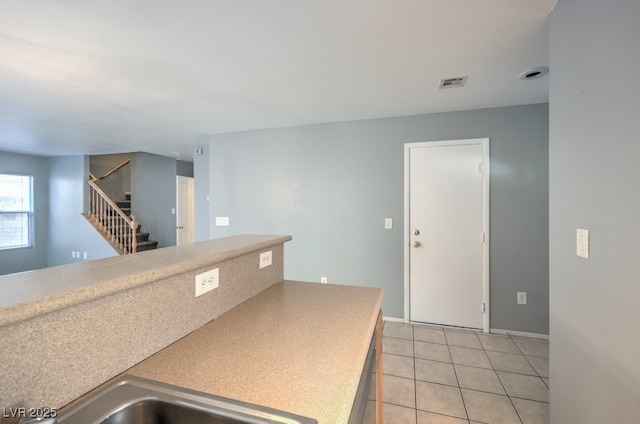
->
115 194 159 252
86 170 159 255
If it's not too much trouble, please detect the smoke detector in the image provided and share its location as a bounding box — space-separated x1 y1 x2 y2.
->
439 76 468 89
519 67 549 80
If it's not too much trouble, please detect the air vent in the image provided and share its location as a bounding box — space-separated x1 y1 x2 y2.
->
439 76 468 89
519 67 549 80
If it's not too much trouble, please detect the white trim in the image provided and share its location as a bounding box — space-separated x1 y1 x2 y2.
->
490 328 549 340
382 316 405 323
404 138 491 332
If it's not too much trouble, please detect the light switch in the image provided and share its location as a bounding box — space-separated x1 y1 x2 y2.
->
215 217 230 226
577 228 589 259
385 218 393 229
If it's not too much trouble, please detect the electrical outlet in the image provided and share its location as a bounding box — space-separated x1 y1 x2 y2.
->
385 218 393 229
195 268 219 297
517 292 527 305
259 251 272 269
321 277 328 284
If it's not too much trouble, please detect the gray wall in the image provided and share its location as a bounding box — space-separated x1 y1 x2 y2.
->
131 153 177 248
549 1 640 422
194 143 210 242
176 160 194 177
0 151 49 275
47 156 117 267
90 154 132 203
204 104 549 333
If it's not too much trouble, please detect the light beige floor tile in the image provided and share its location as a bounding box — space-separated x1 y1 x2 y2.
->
526 356 549 378
415 341 451 362
415 358 458 386
416 381 467 420
461 389 521 424
454 365 506 395
477 334 520 354
512 398 550 424
497 372 549 403
414 326 447 345
385 322 414 340
486 351 536 375
417 410 470 424
383 375 416 408
512 337 549 358
385 353 416 379
449 346 492 369
444 330 483 349
383 402 418 424
384 337 415 357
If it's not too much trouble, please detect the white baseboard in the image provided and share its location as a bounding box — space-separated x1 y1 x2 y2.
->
490 328 549 340
383 316 406 323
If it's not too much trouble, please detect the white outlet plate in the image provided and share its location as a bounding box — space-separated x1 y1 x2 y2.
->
215 217 230 226
577 228 589 259
195 268 219 297
517 292 527 305
385 218 393 229
321 277 328 284
259 251 272 269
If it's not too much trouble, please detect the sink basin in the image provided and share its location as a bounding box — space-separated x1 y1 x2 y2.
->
57 375 317 424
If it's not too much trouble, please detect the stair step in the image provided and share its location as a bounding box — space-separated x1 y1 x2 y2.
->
136 232 150 242
116 201 131 208
136 240 158 252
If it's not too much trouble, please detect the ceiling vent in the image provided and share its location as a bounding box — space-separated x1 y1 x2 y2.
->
439 76 468 89
519 67 549 80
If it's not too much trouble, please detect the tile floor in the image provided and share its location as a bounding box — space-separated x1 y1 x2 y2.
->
362 321 549 424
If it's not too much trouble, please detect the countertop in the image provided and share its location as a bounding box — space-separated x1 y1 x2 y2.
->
0 234 291 328
125 280 383 424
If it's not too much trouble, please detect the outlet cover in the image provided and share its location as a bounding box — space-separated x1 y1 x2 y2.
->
259 251 272 269
385 218 393 229
195 268 219 297
577 228 590 259
517 292 527 305
321 277 328 284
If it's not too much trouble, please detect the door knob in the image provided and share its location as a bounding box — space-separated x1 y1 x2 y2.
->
413 229 420 236
176 225 184 229
414 241 422 248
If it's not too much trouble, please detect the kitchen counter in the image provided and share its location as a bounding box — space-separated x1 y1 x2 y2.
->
125 280 383 424
0 234 291 328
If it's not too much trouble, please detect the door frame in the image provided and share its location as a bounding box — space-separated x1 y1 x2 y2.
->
404 138 490 332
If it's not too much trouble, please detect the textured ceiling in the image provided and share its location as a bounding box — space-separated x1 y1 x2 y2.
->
0 0 557 160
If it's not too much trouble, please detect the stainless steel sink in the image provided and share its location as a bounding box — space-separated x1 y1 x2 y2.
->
56 375 317 424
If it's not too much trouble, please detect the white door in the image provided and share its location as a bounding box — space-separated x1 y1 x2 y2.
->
406 139 489 330
176 176 195 245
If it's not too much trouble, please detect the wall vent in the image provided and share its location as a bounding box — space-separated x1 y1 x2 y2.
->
439 76 468 89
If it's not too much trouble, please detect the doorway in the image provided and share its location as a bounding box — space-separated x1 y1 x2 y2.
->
176 176 195 245
404 139 490 331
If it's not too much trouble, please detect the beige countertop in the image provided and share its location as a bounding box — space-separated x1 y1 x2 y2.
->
0 234 291 328
125 280 383 424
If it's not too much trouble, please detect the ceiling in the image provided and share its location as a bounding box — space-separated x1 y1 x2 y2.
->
0 0 557 161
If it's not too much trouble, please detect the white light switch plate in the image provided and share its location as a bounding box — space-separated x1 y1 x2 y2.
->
385 218 393 229
259 251 272 269
577 228 590 259
215 217 229 226
195 268 219 297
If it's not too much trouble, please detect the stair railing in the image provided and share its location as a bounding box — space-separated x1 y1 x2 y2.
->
87 178 138 254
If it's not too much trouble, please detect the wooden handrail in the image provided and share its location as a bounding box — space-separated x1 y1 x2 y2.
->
100 158 130 180
87 179 138 254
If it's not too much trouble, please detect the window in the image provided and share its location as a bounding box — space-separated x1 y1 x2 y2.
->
0 174 33 250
